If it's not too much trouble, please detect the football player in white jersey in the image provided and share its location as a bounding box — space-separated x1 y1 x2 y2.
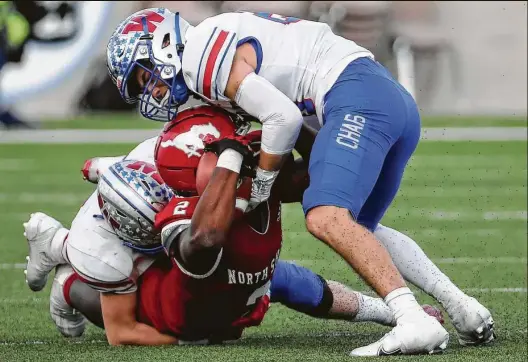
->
104 8 494 356
22 121 444 344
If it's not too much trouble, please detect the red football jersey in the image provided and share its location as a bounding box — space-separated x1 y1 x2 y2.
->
137 195 282 342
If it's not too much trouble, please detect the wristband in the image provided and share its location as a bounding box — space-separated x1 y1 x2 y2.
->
216 149 243 173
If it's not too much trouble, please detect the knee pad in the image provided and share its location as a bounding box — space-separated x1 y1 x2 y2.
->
271 261 334 317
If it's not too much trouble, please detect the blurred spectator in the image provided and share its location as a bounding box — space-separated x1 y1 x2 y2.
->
0 1 78 128
0 1 29 128
309 1 394 70
146 1 221 25
220 1 310 17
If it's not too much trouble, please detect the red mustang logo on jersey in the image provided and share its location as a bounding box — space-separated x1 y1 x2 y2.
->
122 10 164 35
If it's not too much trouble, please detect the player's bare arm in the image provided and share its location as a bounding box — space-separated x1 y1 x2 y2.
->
175 166 239 275
161 137 252 275
225 43 295 172
223 43 305 208
100 291 177 346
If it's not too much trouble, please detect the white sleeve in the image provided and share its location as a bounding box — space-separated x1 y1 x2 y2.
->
124 137 158 163
235 73 304 155
65 192 155 294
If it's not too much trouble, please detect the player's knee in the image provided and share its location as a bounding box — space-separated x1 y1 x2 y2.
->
305 206 356 242
305 206 331 240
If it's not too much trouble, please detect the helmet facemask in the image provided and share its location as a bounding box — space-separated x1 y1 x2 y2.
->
110 10 191 122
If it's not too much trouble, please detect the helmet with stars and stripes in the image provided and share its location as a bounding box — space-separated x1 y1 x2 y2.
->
97 160 174 254
106 7 193 122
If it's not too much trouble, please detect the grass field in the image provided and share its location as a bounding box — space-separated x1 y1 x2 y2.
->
0 138 526 361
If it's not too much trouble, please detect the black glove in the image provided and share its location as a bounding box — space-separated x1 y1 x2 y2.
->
203 135 256 178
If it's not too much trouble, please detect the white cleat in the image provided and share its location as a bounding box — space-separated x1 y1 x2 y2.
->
24 212 63 291
350 315 449 357
50 265 86 337
447 296 495 346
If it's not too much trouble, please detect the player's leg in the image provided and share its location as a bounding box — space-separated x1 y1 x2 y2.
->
303 57 448 355
23 212 70 291
352 87 494 346
50 264 105 337
374 224 495 345
271 260 397 326
49 265 88 337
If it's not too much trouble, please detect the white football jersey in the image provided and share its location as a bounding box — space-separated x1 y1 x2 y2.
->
66 137 158 293
182 11 374 125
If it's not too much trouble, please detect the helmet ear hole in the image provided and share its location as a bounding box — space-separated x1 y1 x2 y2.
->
115 209 128 218
162 33 170 49
141 180 152 190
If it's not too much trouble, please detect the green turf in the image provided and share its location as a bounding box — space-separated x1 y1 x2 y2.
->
0 141 526 361
39 113 527 130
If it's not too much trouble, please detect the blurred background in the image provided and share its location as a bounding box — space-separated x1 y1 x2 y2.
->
0 1 526 128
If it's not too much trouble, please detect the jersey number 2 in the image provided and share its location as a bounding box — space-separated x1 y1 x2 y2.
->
173 201 190 216
251 12 301 25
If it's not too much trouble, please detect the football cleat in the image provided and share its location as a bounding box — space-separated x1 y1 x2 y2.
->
350 314 449 357
447 296 495 346
50 265 86 337
23 212 63 291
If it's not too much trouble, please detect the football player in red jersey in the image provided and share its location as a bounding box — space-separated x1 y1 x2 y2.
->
23 106 443 345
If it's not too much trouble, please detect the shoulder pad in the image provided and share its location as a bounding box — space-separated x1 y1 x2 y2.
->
66 195 154 293
124 137 158 163
183 22 239 102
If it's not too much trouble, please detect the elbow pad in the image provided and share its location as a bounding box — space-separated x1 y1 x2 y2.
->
235 73 303 155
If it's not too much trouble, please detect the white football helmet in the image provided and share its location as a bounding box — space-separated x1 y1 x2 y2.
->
107 8 193 122
97 160 174 254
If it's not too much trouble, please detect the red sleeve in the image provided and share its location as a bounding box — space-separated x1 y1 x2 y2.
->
154 196 200 231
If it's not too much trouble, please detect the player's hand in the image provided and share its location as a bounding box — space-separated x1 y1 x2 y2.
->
247 167 279 211
81 158 100 184
231 293 271 329
81 156 125 184
203 134 256 178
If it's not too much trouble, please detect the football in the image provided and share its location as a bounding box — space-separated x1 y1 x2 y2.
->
196 152 252 215
196 152 219 195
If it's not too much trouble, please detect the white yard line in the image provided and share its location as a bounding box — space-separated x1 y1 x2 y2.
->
463 288 527 293
0 263 27 270
0 192 87 205
398 210 527 221
0 159 34 171
420 127 527 141
0 127 525 144
284 228 526 238
399 187 526 198
287 257 527 268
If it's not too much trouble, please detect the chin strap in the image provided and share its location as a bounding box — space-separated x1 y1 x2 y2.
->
122 240 165 255
174 12 185 61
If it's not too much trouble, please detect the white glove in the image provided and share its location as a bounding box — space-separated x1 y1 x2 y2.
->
248 168 280 211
